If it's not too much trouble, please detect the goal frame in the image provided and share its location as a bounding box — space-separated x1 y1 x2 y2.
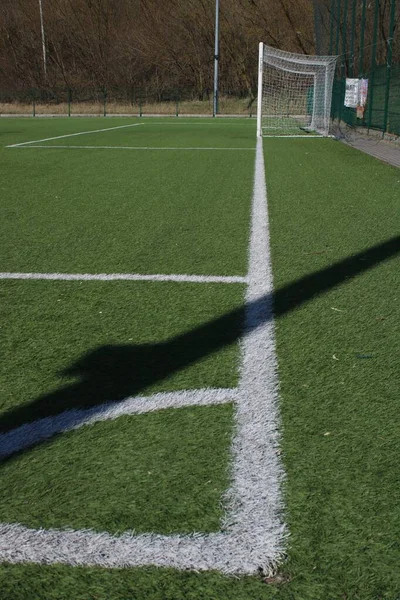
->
257 42 337 138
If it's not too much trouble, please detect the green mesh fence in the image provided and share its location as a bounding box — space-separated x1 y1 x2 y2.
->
315 0 400 136
331 65 400 136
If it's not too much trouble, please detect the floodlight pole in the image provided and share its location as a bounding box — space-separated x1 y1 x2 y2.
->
38 0 47 80
213 0 219 117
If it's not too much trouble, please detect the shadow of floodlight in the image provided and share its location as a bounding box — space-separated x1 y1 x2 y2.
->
0 235 399 464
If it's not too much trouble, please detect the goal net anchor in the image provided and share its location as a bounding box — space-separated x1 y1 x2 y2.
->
256 43 338 138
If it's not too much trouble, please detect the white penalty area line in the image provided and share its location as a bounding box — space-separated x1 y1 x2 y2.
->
137 121 254 124
263 134 324 138
0 388 238 461
8 145 255 151
0 272 247 284
0 138 285 576
6 123 143 148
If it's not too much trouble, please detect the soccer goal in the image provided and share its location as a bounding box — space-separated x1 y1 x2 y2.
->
256 43 337 137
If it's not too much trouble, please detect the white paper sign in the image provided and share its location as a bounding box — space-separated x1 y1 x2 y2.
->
344 78 369 108
344 78 359 108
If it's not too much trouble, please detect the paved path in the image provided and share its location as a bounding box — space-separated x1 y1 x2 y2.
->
346 137 400 168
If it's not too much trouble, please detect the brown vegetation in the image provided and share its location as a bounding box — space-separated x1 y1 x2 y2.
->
0 0 315 100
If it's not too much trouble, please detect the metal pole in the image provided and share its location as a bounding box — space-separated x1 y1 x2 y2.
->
383 0 396 135
341 0 349 77
338 0 345 126
349 0 357 76
335 0 341 55
312 0 322 55
38 0 47 80
213 0 219 117
328 0 335 55
367 0 379 131
359 0 367 75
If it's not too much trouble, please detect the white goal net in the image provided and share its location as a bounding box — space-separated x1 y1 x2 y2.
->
257 43 337 137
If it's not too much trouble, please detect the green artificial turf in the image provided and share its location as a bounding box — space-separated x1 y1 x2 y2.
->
37 120 257 148
1 125 399 599
0 118 254 276
265 138 400 599
0 279 244 430
0 403 233 535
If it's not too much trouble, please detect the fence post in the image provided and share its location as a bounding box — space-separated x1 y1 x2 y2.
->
367 0 379 131
359 0 367 75
32 96 36 118
340 0 349 79
349 0 357 76
103 87 107 117
383 0 396 136
341 0 348 58
335 0 341 55
329 0 335 55
176 92 179 117
68 88 71 117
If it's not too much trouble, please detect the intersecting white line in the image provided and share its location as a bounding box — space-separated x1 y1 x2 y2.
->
7 145 255 151
0 272 247 284
0 137 286 575
0 389 238 460
263 134 323 138
6 123 143 148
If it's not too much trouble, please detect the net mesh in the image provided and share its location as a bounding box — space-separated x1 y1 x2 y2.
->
260 45 337 137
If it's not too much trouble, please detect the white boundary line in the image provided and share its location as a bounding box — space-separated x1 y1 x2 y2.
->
8 145 255 151
137 121 254 124
0 138 286 575
6 123 143 148
0 389 238 460
263 134 323 138
0 272 247 284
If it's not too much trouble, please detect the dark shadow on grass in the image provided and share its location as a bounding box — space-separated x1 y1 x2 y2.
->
0 235 399 463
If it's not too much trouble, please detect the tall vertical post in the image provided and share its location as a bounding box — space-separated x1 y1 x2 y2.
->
256 42 264 137
341 0 349 77
383 0 396 135
312 0 323 55
359 0 367 75
103 87 107 117
349 0 356 76
367 0 379 130
335 0 341 55
213 0 220 117
328 0 335 54
38 0 47 81
329 0 335 55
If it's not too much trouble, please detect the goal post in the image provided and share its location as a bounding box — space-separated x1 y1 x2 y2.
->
257 43 338 137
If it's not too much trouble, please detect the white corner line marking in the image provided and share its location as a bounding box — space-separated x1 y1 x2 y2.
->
0 389 238 461
0 272 247 284
7 145 255 151
6 123 143 148
263 134 324 138
0 138 286 575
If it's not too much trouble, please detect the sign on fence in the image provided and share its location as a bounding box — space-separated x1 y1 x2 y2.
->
344 78 369 118
344 78 360 108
